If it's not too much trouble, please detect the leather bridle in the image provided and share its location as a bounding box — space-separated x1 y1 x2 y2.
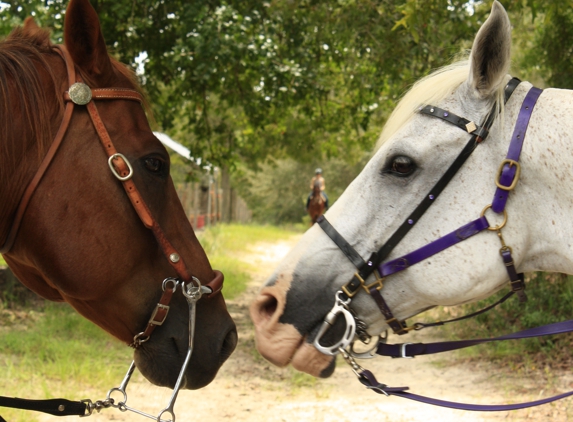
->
0 44 223 347
314 78 525 349
0 44 225 421
309 80 573 410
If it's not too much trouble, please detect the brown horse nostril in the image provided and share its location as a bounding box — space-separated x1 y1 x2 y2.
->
219 328 238 364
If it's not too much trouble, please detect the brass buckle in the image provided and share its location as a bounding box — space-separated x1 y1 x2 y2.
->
342 270 384 297
341 282 359 298
356 271 384 294
495 159 521 191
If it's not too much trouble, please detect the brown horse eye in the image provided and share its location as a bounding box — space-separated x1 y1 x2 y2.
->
390 156 415 177
144 157 163 173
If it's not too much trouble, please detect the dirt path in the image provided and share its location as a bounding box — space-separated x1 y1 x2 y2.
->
41 235 573 421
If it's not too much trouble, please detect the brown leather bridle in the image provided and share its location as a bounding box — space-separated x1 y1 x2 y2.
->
0 44 223 347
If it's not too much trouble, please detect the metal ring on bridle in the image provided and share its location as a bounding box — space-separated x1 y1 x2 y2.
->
349 333 385 359
162 277 179 292
108 153 134 181
132 332 150 345
106 387 127 409
481 204 508 231
182 276 202 300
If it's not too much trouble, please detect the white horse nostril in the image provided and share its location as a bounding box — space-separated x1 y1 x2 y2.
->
258 295 278 321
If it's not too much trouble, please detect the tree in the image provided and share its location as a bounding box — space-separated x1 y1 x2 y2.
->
1 1 567 173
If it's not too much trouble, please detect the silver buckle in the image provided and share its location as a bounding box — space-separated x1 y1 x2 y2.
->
395 343 414 359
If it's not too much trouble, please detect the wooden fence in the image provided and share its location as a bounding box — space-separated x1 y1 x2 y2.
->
175 168 251 229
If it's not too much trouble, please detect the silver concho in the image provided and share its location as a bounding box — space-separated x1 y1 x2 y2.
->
68 82 92 105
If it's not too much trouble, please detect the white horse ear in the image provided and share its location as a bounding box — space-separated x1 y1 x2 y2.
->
467 0 511 98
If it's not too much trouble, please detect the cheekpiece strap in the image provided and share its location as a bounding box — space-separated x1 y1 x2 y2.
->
317 216 365 269
491 86 543 213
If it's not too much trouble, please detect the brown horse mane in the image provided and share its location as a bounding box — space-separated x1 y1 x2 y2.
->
0 23 148 192
0 26 60 181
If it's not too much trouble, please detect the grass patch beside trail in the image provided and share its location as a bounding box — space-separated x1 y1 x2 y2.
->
1 302 133 422
197 223 304 300
0 224 303 421
436 273 573 372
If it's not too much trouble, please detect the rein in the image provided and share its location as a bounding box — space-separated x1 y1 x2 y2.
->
313 80 573 410
0 45 222 421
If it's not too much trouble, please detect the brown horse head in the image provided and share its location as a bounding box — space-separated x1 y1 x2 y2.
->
0 0 236 390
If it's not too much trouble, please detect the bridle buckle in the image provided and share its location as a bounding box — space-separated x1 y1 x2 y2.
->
354 271 384 295
495 159 521 191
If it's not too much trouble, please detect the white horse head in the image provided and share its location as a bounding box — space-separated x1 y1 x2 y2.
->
250 0 573 378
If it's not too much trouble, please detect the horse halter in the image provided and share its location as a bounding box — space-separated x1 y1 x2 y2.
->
0 44 224 345
309 80 573 411
314 77 534 353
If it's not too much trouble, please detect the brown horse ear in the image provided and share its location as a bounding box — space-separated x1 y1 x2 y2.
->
64 0 114 84
21 17 51 48
22 17 40 33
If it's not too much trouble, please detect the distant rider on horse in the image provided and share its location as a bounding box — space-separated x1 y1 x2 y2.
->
306 168 329 210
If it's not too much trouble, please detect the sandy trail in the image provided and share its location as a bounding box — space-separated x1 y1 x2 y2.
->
39 235 573 422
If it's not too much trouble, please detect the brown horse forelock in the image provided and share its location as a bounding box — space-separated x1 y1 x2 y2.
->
0 25 149 243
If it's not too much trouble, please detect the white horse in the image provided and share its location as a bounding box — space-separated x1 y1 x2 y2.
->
250 0 573 380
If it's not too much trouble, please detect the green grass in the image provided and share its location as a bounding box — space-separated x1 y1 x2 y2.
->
436 272 573 370
0 255 6 266
0 223 303 421
1 302 133 422
197 223 304 300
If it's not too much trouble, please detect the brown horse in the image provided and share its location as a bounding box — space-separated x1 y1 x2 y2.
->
0 0 236 390
308 180 326 225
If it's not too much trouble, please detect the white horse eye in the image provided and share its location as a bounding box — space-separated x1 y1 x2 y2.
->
387 155 416 177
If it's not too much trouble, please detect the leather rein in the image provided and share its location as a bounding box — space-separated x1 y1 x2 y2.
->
314 79 573 410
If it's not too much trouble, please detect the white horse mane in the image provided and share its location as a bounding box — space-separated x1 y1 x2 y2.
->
377 58 507 148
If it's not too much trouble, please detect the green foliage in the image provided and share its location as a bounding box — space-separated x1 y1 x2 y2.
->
438 273 573 366
233 155 370 224
2 1 570 171
0 0 490 170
